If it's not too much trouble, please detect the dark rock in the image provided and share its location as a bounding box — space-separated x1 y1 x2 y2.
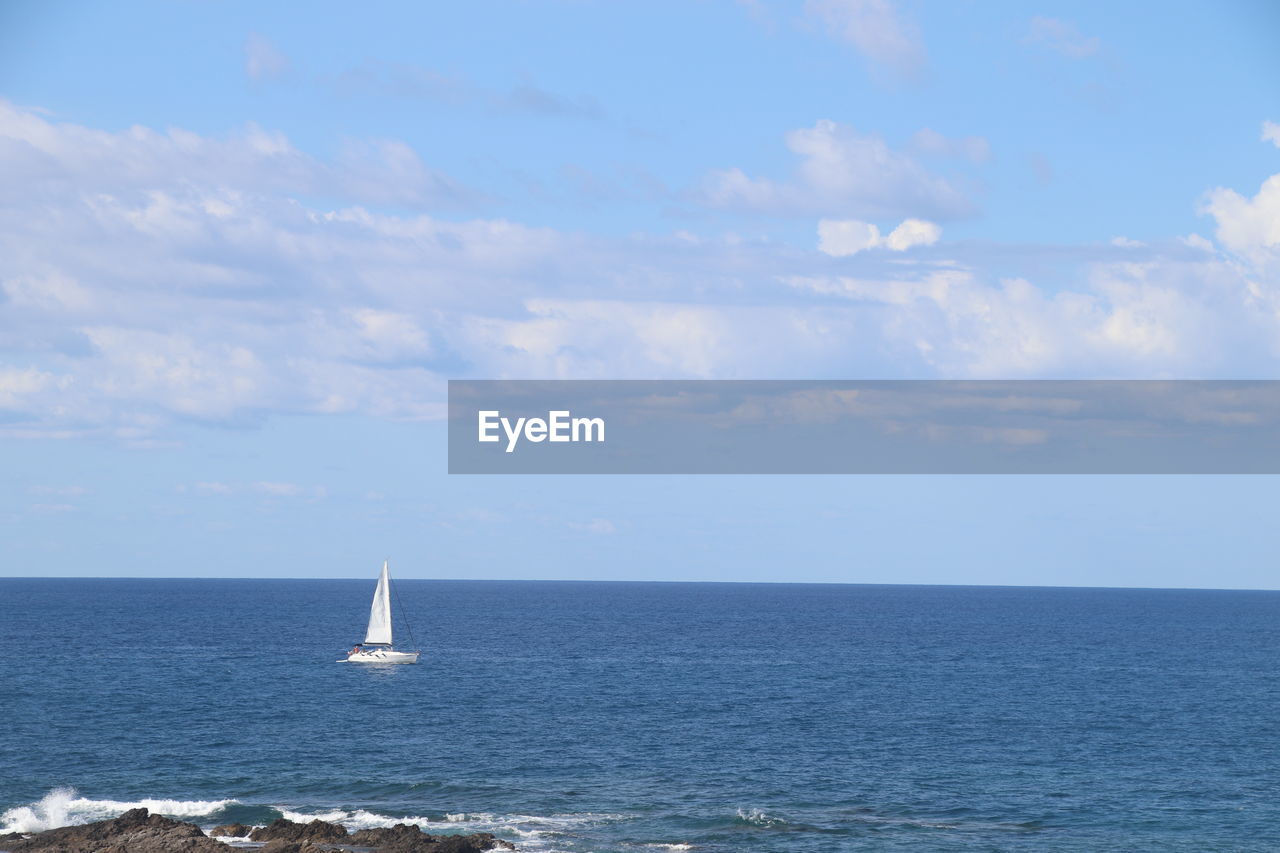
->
0 810 514 853
428 835 514 853
208 824 253 838
2 807 229 853
257 841 333 853
250 818 348 844
349 824 515 852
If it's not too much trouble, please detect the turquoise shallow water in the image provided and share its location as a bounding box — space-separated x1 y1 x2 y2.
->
2 579 1279 851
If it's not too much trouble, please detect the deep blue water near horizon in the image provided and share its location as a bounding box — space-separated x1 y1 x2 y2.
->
2 579 1279 852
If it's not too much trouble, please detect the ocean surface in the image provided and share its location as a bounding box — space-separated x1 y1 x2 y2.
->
2 579 1279 852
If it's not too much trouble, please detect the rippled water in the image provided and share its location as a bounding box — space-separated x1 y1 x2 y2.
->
2 579 1279 851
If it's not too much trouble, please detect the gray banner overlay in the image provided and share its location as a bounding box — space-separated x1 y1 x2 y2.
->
448 380 1280 474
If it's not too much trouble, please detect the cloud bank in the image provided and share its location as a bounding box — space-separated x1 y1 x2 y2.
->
1 102 1278 439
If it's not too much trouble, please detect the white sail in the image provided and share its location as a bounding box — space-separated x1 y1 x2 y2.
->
363 561 393 645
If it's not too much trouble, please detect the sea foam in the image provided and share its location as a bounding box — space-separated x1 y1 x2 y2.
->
1 787 236 834
274 806 627 851
735 807 787 827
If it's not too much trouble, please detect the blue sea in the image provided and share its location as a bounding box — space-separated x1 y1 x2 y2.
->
2 579 1279 851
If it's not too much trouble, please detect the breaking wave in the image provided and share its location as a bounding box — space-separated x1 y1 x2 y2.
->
1 788 236 835
274 807 630 852
0 789 687 852
734 807 787 828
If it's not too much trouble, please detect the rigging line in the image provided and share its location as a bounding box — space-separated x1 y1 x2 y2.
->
391 569 420 651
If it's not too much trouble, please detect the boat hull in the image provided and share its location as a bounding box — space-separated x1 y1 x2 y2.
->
338 649 420 664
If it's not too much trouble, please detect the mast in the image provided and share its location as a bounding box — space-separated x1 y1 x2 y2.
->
363 560 394 646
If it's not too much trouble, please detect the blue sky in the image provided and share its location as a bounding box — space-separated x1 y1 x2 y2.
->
1 1 1278 585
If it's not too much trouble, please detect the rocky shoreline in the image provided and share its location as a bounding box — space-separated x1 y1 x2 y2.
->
0 809 515 853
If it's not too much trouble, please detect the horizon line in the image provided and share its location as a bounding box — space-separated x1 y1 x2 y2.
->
2 576 1278 593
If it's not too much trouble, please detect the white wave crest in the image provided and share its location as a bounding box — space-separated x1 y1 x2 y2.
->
277 808 355 825
274 807 626 851
1 787 236 835
278 807 623 832
736 807 786 827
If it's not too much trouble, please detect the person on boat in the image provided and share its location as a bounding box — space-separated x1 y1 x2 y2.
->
350 644 362 656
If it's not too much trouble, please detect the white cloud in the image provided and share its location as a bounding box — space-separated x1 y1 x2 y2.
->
700 120 972 219
1202 174 1280 261
0 367 70 414
818 218 940 256
347 309 432 363
1264 121 1280 148
805 0 925 81
783 237 1280 377
818 220 882 256
84 328 271 420
0 367 57 398
1181 233 1214 253
884 218 941 251
244 33 290 81
3 271 94 312
468 299 737 378
1024 17 1101 59
0 99 472 209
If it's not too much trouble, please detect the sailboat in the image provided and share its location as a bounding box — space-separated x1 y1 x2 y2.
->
338 561 421 664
